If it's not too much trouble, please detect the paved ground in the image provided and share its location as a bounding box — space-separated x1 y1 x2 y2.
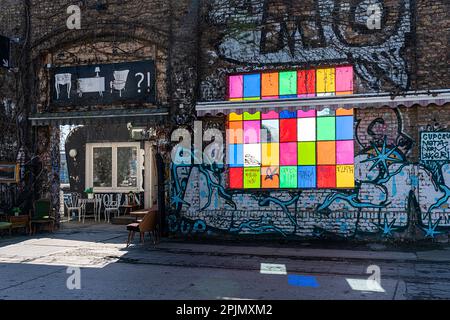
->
0 222 449 300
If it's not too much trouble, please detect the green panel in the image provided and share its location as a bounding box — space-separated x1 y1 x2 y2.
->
244 167 261 189
298 142 316 165
280 166 298 188
317 117 336 141
243 97 261 101
243 112 261 120
279 71 297 96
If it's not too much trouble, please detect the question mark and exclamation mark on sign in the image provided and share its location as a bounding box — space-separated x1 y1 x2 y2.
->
135 72 151 93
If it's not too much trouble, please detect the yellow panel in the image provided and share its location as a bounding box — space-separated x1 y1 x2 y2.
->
229 98 243 102
262 143 279 166
336 165 355 188
229 113 243 121
316 68 335 93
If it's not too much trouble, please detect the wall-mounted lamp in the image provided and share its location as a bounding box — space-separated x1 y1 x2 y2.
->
69 149 78 159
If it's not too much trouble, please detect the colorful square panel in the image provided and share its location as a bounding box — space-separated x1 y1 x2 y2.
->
280 166 298 188
317 165 336 189
243 74 261 98
280 119 297 142
317 117 336 141
244 120 260 144
261 120 279 143
298 142 316 165
228 144 243 167
243 112 261 120
229 168 243 189
298 117 316 141
279 110 297 119
335 66 353 93
316 68 335 94
280 143 298 166
317 141 336 165
298 70 316 96
227 121 243 144
244 167 261 189
336 140 354 165
262 111 279 119
261 166 280 188
336 116 354 140
262 143 279 166
244 144 261 167
336 165 355 188
229 75 243 99
298 166 316 188
279 71 297 96
262 72 279 98
336 108 354 116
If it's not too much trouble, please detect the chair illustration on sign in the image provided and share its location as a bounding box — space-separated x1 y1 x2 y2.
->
110 70 130 97
55 73 72 99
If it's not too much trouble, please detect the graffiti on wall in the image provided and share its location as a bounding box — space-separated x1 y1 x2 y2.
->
207 0 413 90
170 108 450 240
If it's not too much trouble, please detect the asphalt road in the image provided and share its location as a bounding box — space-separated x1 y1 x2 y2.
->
0 223 449 300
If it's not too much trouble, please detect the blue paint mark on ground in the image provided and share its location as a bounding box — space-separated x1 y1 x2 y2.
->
288 275 319 288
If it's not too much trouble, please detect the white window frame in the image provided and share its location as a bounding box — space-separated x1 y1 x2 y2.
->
86 142 143 193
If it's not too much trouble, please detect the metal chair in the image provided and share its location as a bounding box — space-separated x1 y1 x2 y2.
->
64 193 82 222
104 200 120 223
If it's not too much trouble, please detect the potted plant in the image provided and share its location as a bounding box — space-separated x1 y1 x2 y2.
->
84 187 94 199
12 207 21 217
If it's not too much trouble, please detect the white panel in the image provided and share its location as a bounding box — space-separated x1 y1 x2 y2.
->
298 118 316 141
244 144 261 167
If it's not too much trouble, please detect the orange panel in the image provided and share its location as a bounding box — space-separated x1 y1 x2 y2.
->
317 141 336 165
336 108 354 116
261 72 279 97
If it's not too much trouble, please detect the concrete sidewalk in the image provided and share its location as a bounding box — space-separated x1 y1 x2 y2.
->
150 241 450 263
1 222 449 264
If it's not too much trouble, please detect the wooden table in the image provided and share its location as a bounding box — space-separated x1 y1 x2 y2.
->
121 204 140 216
130 209 150 221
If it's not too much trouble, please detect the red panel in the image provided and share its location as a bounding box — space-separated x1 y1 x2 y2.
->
229 168 243 189
317 165 336 189
280 119 297 142
298 70 316 95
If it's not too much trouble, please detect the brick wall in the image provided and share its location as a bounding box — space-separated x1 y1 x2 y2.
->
169 0 450 241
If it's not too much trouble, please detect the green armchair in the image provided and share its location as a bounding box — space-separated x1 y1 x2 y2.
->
29 199 55 235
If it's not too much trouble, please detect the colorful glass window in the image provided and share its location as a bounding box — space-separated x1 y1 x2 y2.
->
227 109 355 189
228 66 353 101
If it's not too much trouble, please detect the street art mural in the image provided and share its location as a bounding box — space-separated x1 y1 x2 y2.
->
169 108 450 240
203 0 413 94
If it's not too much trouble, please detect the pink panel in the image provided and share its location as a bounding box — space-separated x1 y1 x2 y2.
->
262 111 279 119
336 140 354 164
280 143 298 165
297 110 316 118
229 75 243 99
244 121 261 144
335 66 353 93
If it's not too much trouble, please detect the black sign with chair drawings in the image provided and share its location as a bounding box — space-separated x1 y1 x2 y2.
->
51 60 156 106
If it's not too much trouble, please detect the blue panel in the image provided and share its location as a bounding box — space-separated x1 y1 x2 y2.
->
279 110 297 119
298 166 316 188
336 116 354 140
288 275 319 288
228 144 243 167
243 74 261 98
279 95 297 99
